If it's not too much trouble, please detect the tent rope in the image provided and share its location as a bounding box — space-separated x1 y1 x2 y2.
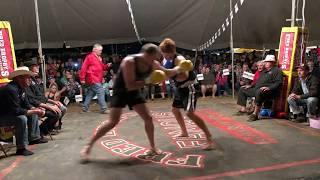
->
125 0 141 43
199 0 245 51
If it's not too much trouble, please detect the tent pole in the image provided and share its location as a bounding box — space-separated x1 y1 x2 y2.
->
291 0 296 27
230 0 235 99
34 0 46 91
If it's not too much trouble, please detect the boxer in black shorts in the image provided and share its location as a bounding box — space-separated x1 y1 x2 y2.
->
80 43 182 161
159 38 215 150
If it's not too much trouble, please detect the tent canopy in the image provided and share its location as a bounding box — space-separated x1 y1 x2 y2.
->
1 0 319 50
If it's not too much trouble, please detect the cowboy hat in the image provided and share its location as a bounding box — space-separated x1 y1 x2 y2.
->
262 55 276 62
24 57 39 67
8 66 33 80
295 63 310 71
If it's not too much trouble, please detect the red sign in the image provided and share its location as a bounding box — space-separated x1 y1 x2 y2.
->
0 28 14 79
278 32 295 71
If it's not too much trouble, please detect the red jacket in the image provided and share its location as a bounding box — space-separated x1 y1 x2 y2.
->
252 71 261 86
79 53 110 85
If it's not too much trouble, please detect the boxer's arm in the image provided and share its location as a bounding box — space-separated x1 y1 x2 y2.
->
152 61 177 78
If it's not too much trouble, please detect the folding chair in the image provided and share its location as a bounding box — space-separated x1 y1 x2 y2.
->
0 141 8 157
39 118 53 141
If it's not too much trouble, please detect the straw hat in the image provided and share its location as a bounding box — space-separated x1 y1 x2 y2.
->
24 58 39 67
8 66 33 80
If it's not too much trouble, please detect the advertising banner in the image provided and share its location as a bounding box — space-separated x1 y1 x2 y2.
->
0 21 17 84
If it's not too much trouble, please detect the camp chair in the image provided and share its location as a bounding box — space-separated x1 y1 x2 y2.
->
0 126 15 157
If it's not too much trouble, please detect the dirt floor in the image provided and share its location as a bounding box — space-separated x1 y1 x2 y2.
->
1 97 320 180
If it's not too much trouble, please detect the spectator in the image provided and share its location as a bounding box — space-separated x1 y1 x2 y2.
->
288 64 319 123
111 54 121 76
45 83 65 102
239 63 252 87
24 59 67 132
307 60 320 79
236 55 283 121
65 75 83 101
0 67 47 156
216 70 229 97
102 77 114 102
201 66 217 98
79 44 111 114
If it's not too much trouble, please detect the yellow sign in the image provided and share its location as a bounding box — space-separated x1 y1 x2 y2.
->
276 27 308 112
0 21 17 84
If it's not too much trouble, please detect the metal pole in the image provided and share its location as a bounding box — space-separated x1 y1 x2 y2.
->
230 0 235 99
291 0 296 27
34 0 46 91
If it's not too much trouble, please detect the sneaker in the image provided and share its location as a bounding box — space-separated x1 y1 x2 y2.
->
16 148 34 156
101 110 110 114
81 109 91 113
234 111 247 116
292 114 306 123
29 138 48 145
248 114 259 122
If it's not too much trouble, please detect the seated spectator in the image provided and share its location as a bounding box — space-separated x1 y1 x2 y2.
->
0 67 48 156
47 76 56 88
150 84 165 100
24 59 67 132
162 79 176 99
242 61 265 89
216 70 230 97
306 60 320 79
201 66 217 98
66 75 82 102
287 64 319 123
239 63 252 87
45 83 65 102
102 77 113 102
226 64 237 94
236 55 282 121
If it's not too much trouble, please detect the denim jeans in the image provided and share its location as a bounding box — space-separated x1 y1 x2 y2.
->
0 115 40 149
287 97 319 117
83 83 107 112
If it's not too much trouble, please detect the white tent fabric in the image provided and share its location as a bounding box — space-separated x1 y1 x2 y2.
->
0 0 319 50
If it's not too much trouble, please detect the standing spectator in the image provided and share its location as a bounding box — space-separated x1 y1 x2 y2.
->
79 44 111 114
111 54 121 76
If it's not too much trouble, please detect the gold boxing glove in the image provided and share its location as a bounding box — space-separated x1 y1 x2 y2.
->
178 60 194 72
145 70 167 84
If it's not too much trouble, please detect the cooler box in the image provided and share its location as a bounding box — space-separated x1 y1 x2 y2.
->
309 117 320 129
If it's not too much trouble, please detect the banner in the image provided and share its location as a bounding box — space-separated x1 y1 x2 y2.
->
278 31 295 71
0 21 17 84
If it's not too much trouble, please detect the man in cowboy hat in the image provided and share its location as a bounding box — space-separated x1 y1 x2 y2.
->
24 58 67 132
287 64 319 123
0 67 48 156
236 54 283 121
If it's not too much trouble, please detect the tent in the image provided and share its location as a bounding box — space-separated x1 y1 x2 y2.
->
0 0 319 50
